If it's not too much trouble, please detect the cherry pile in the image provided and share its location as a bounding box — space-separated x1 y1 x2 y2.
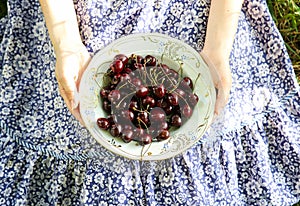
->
96 54 199 145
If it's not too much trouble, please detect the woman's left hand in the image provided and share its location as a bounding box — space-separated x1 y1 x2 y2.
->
55 44 91 126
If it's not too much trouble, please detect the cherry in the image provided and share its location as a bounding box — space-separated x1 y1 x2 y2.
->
110 59 124 74
120 110 134 121
163 104 173 115
123 67 133 74
182 104 193 118
137 111 149 126
111 73 121 85
153 84 166 99
133 128 145 140
110 124 122 137
150 107 166 122
129 98 139 110
134 55 144 64
121 128 133 143
166 92 179 106
157 129 170 141
102 100 111 113
97 118 111 130
144 55 157 66
175 88 186 98
159 63 170 73
108 90 121 102
188 93 199 107
180 76 193 90
170 114 182 127
136 85 149 98
133 63 144 70
120 73 131 82
142 96 156 108
139 133 152 145
131 77 142 87
114 54 129 65
100 86 111 99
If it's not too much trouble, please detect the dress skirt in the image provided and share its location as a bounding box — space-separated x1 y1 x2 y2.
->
0 0 299 205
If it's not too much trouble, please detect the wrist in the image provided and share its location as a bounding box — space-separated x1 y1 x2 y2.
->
200 47 230 66
50 23 83 55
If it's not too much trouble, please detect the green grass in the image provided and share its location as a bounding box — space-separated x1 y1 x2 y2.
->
267 0 300 83
0 0 7 18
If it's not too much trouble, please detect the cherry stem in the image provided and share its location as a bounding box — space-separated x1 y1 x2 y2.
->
137 117 149 133
132 107 150 114
116 91 136 108
193 73 201 92
177 62 183 78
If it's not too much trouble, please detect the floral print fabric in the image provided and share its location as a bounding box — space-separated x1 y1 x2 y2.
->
0 0 300 205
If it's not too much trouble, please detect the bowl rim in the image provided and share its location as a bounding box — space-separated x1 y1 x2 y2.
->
79 32 216 161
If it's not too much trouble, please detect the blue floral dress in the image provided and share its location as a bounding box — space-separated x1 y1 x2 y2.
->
1 0 300 205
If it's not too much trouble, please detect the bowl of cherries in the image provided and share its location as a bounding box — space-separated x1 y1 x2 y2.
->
79 33 216 160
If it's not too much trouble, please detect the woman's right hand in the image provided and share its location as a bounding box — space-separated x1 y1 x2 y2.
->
200 51 232 116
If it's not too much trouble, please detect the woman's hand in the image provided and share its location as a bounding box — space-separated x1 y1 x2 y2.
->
200 0 243 115
39 0 91 125
200 51 232 116
55 45 91 125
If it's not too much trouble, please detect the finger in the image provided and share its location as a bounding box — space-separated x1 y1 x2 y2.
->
57 75 77 109
58 83 85 125
214 79 231 115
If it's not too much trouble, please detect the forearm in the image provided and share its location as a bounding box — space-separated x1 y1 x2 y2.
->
39 0 83 55
202 0 244 61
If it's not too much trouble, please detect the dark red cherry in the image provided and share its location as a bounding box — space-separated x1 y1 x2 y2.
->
166 93 179 106
175 88 186 98
157 129 170 141
159 63 171 73
153 84 166 99
136 85 149 98
144 55 157 66
114 54 129 65
180 76 194 90
97 118 111 130
129 98 139 110
142 96 156 108
188 93 199 107
140 133 152 145
111 73 121 85
108 90 121 102
182 104 193 118
121 128 133 143
137 111 149 125
102 100 111 113
110 124 122 137
133 63 144 70
123 67 133 74
150 107 166 122
100 86 111 99
170 114 182 127
135 55 144 64
131 77 142 87
120 73 131 82
133 128 145 140
110 59 124 74
120 110 134 121
163 104 173 115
